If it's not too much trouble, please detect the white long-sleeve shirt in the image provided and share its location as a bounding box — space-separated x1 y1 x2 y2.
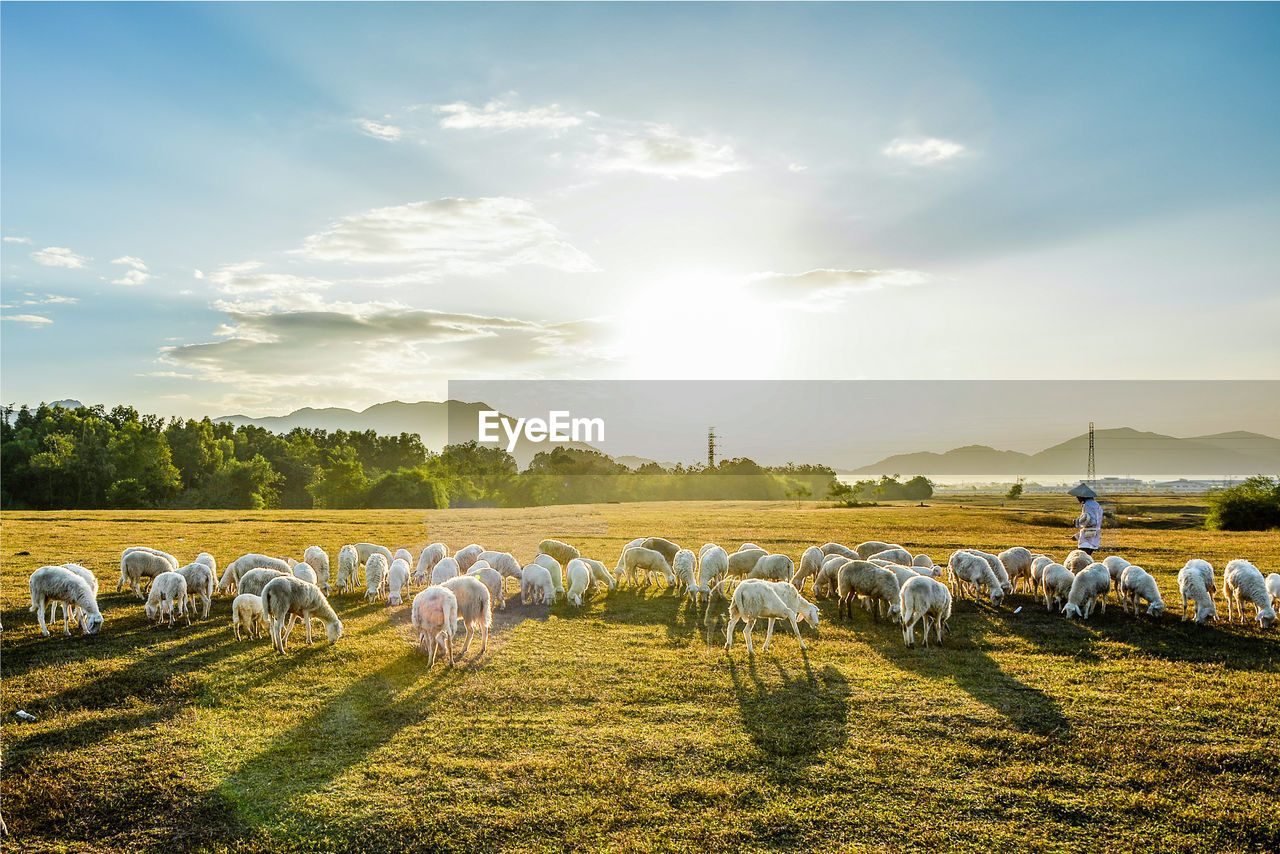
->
1074 498 1103 549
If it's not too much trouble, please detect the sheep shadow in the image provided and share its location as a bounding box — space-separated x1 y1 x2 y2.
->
726 656 850 775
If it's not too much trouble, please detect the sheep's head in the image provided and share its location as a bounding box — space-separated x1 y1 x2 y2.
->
1063 603 1082 620
887 603 903 624
1258 609 1276 630
82 613 103 634
327 619 343 643
1195 602 1217 624
145 603 159 621
989 590 1005 607
799 601 820 628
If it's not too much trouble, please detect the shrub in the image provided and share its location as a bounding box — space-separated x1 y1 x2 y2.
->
1206 475 1280 531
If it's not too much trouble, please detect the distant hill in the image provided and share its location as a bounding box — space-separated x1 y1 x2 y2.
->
851 427 1280 475
215 400 596 468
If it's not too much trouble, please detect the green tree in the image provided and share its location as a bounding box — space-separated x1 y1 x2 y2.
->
307 447 369 509
1206 475 1280 531
365 468 449 508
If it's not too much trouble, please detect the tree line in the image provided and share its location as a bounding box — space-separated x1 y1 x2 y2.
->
1 403 850 510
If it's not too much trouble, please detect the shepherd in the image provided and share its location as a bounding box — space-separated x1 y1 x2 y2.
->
1068 482 1102 555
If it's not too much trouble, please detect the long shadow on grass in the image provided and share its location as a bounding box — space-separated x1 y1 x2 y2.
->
212 650 463 822
726 655 849 773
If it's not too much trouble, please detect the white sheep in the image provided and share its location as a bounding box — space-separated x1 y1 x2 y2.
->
738 542 763 553
261 575 343 653
1063 562 1110 619
365 553 389 601
123 546 180 571
118 549 175 599
145 571 191 628
868 547 913 566
900 575 952 648
947 550 1004 605
1177 559 1218 624
584 558 616 592
236 567 287 597
411 585 457 667
726 548 766 579
414 543 448 586
640 537 680 566
756 580 820 640
520 563 555 605
1030 554 1056 596
813 555 850 599
431 556 461 586
176 562 215 619
820 542 856 558
748 553 795 582
1118 565 1166 616
1268 573 1280 613
51 563 98 628
303 546 332 594
967 549 1012 595
355 542 393 566
386 557 411 606
28 565 103 637
292 562 317 585
231 593 266 640
838 559 903 622
622 547 674 589
1103 555 1132 598
1041 563 1074 613
441 575 492 656
998 547 1035 594
454 543 484 572
195 552 217 576
614 537 647 580
855 540 899 560
534 553 565 595
698 542 720 560
336 544 361 593
789 546 826 593
566 558 592 606
912 553 935 570
697 545 729 597
467 563 506 611
477 550 522 582
538 539 580 564
217 553 291 595
724 579 815 654
394 547 414 564
1064 549 1094 575
672 549 698 600
1223 559 1276 628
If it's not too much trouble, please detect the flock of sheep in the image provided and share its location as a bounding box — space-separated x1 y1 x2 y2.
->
22 534 1280 663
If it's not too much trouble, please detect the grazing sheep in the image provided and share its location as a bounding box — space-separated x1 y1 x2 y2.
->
756 580 821 639
622 547 674 589
176 562 215 619
698 543 720 560
430 555 461 586
336 545 361 593
1030 554 1056 596
365 553 389 601
672 549 699 600
641 537 681 565
118 549 174 599
231 593 266 640
1103 555 1132 598
748 553 796 582
413 543 447 586
614 537 647 578
51 563 98 628
967 550 1012 595
236 567 287 597
1041 563 1074 613
703 578 738 643
1224 559 1276 628
820 542 856 558
1177 559 1218 624
813 555 850 599
534 553 565 596
912 553 935 569
838 560 903 622
584 558 616 592
697 545 729 597
477 550 522 581
261 575 343 653
1268 573 1280 613
855 541 900 560
454 544 484 572
998 547 1035 594
724 579 814 654
29 565 103 637
1063 563 1110 619
1064 549 1094 575
566 558 593 606
900 576 953 648
217 553 291 595
394 548 414 564
123 546 180 571
386 557 411 606
538 539 581 564
868 547 913 566
195 552 217 576
1118 565 1166 616
411 586 457 667
145 571 190 628
520 563 555 605
292 562 317 585
355 543 393 566
467 564 506 611
883 563 924 590
726 548 767 579
441 575 492 655
947 550 1004 605
790 546 826 593
738 543 763 553
303 546 332 594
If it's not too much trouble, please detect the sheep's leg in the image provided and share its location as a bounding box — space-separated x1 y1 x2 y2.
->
305 613 314 645
743 618 755 655
443 631 455 666
724 614 738 650
760 618 776 652
461 622 474 656
479 620 488 655
36 595 51 637
787 613 805 650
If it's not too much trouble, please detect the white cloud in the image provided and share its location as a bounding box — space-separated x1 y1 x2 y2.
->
748 268 931 310
293 197 598 275
109 256 152 285
589 125 745 179
788 163 808 173
356 118 402 141
435 99 582 133
2 314 53 326
882 137 966 166
4 236 32 244
196 261 331 296
7 294 79 307
31 246 89 268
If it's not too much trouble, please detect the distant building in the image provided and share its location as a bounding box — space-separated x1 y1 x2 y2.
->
1151 478 1233 494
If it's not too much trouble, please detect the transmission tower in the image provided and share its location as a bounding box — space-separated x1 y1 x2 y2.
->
707 427 718 469
1087 421 1096 487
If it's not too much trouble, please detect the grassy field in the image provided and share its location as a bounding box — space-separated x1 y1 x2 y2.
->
2 497 1278 853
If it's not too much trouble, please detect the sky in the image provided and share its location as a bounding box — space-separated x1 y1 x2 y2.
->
2 2 1278 422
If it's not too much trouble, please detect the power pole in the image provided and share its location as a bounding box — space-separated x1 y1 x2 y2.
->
1087 421 1096 488
707 427 718 469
